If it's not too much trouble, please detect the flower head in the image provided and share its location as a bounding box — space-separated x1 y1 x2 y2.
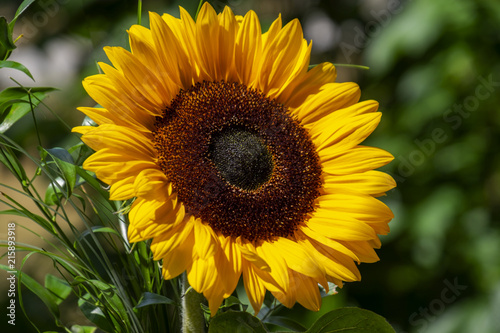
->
74 3 395 314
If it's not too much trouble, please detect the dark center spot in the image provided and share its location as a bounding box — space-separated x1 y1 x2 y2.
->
209 127 273 191
152 81 322 242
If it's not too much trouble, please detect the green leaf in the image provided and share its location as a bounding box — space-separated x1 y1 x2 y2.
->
77 280 131 330
75 167 109 199
10 0 36 28
74 226 122 248
0 87 56 133
0 264 61 318
264 316 307 332
135 292 176 309
45 274 72 306
45 147 77 194
0 137 28 184
208 311 269 333
42 147 78 205
0 17 15 60
44 179 65 205
0 60 34 80
306 307 395 333
0 209 54 234
78 296 115 333
70 325 97 333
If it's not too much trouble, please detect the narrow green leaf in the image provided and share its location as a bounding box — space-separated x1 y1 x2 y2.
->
75 166 109 199
44 179 64 205
45 147 77 196
135 292 176 309
306 307 395 333
0 264 60 318
10 0 37 27
0 60 34 80
0 87 56 133
0 17 15 60
76 226 122 246
78 297 115 333
0 209 54 234
0 137 28 183
45 274 72 306
83 280 131 329
208 311 269 333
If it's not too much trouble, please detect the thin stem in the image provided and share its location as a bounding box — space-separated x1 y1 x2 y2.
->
181 273 206 333
332 63 371 70
27 88 43 147
137 0 142 25
194 0 204 21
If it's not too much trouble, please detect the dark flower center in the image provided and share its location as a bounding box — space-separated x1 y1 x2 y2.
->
153 81 322 242
208 127 273 191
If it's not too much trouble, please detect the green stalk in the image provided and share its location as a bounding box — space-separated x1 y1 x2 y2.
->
181 273 206 333
137 0 142 25
194 0 204 21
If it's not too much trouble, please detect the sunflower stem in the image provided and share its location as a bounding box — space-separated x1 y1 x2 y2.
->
181 272 206 333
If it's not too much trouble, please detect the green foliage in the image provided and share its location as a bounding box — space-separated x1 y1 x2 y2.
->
135 292 176 309
0 17 16 61
208 311 268 333
0 0 35 60
0 87 56 133
207 308 395 333
0 263 63 320
305 308 395 333
45 274 72 306
0 60 34 80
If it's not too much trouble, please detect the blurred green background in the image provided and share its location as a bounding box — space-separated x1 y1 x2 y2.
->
1 0 499 332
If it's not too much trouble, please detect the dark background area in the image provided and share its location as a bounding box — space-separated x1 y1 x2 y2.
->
1 0 499 332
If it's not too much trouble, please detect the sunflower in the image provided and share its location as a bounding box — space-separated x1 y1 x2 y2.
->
73 3 395 315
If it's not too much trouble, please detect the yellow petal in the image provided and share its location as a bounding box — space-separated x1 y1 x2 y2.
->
322 171 396 197
150 215 194 260
307 216 377 241
192 218 219 260
310 100 381 151
203 277 226 316
128 197 185 242
149 12 191 88
162 232 194 279
320 146 394 175
236 238 270 271
295 82 360 125
317 193 394 222
82 75 154 132
101 49 168 112
242 262 266 314
281 62 337 108
257 19 307 97
268 237 326 282
300 227 360 262
216 6 238 81
187 255 217 293
235 10 262 86
291 270 322 311
109 176 135 200
79 124 155 158
83 148 157 184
